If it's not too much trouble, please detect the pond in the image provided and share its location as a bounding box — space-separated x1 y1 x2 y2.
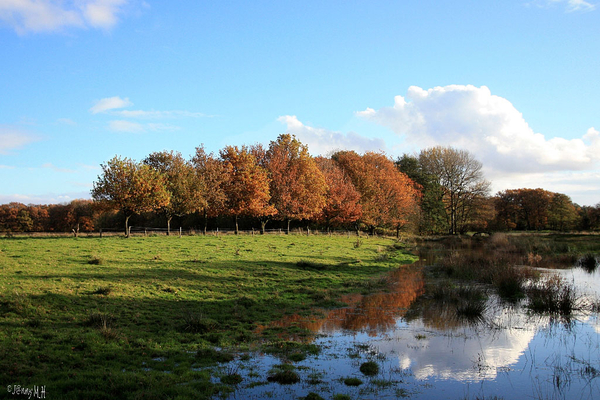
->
212 256 600 400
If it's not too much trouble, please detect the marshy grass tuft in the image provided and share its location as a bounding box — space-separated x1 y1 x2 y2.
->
84 311 114 329
359 361 380 376
87 256 103 265
296 260 328 271
220 367 243 385
302 393 325 400
196 348 234 364
578 254 598 273
267 365 301 384
333 395 352 400
527 275 580 316
90 286 112 295
288 352 306 362
343 377 363 386
181 312 217 333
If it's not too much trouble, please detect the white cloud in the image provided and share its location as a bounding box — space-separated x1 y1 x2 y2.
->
357 85 600 205
0 126 39 154
108 120 179 133
83 0 126 29
277 115 387 156
109 119 144 133
90 96 132 114
527 0 596 12
0 0 128 34
357 85 600 173
41 162 76 173
113 109 211 118
145 123 180 132
0 192 91 205
57 118 77 126
565 0 596 12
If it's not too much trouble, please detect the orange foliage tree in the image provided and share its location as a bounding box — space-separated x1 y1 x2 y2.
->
144 150 206 235
192 145 228 234
314 156 362 230
219 145 276 234
333 151 419 236
495 188 578 231
91 156 170 237
265 134 327 234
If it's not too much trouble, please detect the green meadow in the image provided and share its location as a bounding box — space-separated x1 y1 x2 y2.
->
0 234 416 399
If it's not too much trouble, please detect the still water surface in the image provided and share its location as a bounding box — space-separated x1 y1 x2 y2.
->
220 260 600 400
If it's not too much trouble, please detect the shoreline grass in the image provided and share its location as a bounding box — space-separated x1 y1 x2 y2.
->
0 234 416 399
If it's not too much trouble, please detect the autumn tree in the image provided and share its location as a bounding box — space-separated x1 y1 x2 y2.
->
192 145 228 234
0 203 27 232
495 188 578 231
494 189 521 230
334 151 419 236
91 156 170 237
47 200 97 235
314 156 362 230
578 204 600 231
518 188 553 230
143 151 206 235
219 145 275 234
265 134 327 234
419 147 490 234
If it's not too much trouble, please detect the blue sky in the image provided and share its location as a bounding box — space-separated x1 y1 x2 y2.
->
1 0 599 205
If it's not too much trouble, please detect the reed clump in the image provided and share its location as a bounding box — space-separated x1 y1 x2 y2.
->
526 274 580 316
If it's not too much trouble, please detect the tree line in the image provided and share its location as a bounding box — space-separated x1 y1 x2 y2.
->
2 134 599 235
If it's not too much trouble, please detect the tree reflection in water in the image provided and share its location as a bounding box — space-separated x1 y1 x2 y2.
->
261 266 425 339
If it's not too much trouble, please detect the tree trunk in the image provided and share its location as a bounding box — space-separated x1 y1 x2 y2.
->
125 215 131 238
396 224 400 238
167 217 172 236
203 209 208 235
235 215 239 235
286 219 291 235
260 220 267 235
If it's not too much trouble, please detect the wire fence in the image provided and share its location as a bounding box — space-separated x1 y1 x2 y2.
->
2 226 395 239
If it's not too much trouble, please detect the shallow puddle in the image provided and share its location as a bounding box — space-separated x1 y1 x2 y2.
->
217 260 600 400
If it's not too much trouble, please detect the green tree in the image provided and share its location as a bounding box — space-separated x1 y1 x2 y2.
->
548 193 579 231
418 147 490 234
396 154 447 234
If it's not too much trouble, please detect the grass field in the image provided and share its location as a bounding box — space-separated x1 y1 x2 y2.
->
0 234 416 399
